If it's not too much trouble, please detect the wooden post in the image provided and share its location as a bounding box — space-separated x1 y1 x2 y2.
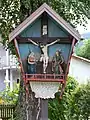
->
40 99 48 120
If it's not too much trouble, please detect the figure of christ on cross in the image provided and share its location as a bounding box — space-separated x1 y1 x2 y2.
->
28 39 60 73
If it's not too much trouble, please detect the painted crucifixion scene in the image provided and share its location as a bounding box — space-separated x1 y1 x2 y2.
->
27 39 65 75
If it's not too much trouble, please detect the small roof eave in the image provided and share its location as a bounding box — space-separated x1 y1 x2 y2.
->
72 54 90 63
9 3 81 42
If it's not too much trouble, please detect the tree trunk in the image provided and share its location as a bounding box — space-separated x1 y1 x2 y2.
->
14 80 41 120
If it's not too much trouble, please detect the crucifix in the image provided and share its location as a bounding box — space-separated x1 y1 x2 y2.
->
28 39 60 73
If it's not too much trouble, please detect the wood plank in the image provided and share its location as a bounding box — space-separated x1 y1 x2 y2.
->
16 36 72 44
24 74 65 82
14 39 24 74
40 99 48 120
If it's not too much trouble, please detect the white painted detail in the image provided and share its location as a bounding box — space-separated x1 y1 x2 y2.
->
30 82 59 99
10 69 13 91
6 49 9 66
4 69 10 88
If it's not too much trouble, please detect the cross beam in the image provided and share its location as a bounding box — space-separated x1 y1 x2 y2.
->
16 36 72 44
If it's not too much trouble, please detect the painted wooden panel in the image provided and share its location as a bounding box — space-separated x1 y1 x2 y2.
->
19 44 41 60
19 44 70 61
20 18 41 37
18 44 41 73
18 43 71 73
48 43 71 63
20 15 70 38
48 17 69 37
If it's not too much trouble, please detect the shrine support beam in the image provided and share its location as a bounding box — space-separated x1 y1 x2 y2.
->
14 39 24 74
60 37 76 99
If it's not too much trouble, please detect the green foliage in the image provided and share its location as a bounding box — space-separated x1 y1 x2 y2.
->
70 82 90 120
0 0 20 54
48 77 90 120
19 0 88 26
76 39 90 60
48 76 78 120
0 84 19 104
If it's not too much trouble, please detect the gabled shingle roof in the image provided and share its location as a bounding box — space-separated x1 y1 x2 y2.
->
9 3 81 42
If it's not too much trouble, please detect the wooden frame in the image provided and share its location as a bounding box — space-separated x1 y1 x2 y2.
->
60 38 76 98
14 39 24 74
41 12 48 37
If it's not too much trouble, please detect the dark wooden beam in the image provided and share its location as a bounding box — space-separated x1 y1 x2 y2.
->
41 12 48 37
41 99 48 120
16 36 72 44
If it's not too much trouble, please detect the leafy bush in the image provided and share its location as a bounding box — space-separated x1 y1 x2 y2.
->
48 76 78 120
70 81 90 120
0 84 19 104
0 97 5 104
48 77 90 120
76 39 90 60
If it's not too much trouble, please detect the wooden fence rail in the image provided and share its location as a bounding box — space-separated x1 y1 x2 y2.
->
0 104 16 120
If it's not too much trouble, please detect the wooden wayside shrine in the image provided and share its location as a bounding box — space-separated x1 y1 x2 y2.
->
9 3 81 98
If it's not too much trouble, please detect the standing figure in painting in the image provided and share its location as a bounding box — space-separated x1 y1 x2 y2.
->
28 51 36 74
28 39 60 73
52 50 64 74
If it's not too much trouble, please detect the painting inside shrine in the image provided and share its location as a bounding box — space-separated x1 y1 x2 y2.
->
9 3 80 83
19 40 70 75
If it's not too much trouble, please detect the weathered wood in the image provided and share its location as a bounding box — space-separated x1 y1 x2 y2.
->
13 80 42 120
41 12 48 37
24 74 65 83
40 99 48 120
16 36 72 44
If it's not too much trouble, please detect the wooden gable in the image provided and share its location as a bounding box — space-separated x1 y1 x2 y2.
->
9 3 81 41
